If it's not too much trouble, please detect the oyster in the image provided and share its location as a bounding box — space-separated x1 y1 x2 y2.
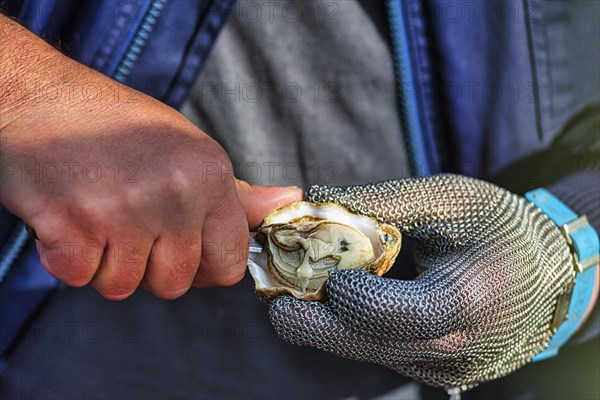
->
248 201 402 301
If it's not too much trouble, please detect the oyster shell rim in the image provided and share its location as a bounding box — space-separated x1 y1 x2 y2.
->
248 201 402 301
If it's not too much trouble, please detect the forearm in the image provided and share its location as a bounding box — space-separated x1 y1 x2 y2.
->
0 13 47 126
1 14 96 130
0 14 171 144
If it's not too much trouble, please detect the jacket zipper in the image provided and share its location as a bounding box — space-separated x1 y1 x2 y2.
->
0 224 29 284
386 0 431 176
113 0 166 82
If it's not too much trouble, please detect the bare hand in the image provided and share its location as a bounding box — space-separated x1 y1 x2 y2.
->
0 16 303 299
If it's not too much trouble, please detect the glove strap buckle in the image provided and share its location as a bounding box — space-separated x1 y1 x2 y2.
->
525 188 599 362
560 215 600 272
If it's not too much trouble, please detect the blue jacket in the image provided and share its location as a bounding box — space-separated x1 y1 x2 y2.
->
1 0 598 364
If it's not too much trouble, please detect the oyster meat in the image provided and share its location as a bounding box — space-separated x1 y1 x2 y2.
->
248 201 402 301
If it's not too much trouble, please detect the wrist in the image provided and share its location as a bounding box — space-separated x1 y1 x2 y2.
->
525 188 599 361
0 14 148 138
1 15 66 130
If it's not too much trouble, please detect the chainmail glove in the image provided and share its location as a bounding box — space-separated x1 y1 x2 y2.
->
269 174 576 390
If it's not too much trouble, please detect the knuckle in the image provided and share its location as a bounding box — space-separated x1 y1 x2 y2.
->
165 168 195 205
92 263 145 300
42 253 97 287
114 268 145 291
200 239 248 287
164 255 199 287
71 198 107 227
219 257 248 286
144 250 198 297
144 267 192 299
36 228 105 288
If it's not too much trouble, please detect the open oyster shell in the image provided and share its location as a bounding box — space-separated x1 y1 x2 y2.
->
248 201 402 301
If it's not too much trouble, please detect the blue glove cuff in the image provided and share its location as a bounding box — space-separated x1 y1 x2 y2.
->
525 188 599 362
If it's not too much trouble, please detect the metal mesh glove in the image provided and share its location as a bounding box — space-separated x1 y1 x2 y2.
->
269 174 576 391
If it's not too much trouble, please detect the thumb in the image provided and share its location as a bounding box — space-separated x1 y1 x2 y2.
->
235 179 304 230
